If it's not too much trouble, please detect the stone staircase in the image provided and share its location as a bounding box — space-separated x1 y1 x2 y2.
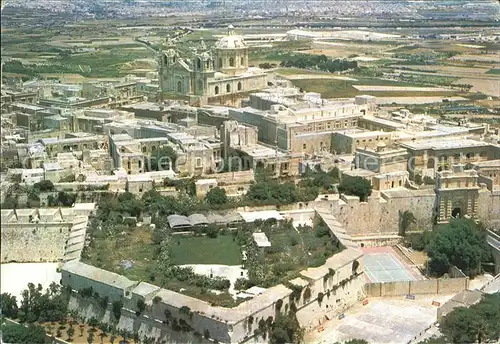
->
314 205 360 250
63 216 89 262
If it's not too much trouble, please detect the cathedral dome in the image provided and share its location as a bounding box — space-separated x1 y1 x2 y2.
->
215 35 246 49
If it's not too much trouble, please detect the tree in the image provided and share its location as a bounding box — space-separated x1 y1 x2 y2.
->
440 293 500 344
33 180 55 192
99 332 107 344
67 325 75 341
338 176 372 202
333 340 369 344
441 307 486 343
2 195 18 209
426 219 491 277
136 299 146 314
87 330 95 344
269 313 304 344
399 210 417 236
205 187 228 205
1 323 48 344
112 300 123 321
334 340 369 344
1 292 19 318
149 145 177 171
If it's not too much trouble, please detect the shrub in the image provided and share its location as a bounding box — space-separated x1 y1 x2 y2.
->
303 286 312 303
136 299 146 314
317 292 324 304
275 299 283 312
352 260 360 274
112 301 122 321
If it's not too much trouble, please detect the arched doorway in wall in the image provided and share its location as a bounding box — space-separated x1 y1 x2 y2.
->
229 57 235 67
177 81 182 93
226 84 231 93
452 207 462 218
237 82 242 91
215 86 219 95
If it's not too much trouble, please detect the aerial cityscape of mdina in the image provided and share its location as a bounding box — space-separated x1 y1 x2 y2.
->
0 1 499 343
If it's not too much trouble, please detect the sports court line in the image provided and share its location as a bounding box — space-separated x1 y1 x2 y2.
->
364 264 380 283
385 252 416 281
376 255 394 282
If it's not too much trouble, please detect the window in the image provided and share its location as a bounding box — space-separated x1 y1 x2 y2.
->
218 58 222 68
226 83 231 93
303 143 307 150
215 86 219 95
391 181 394 188
229 57 235 67
197 58 202 69
196 157 202 168
142 146 147 153
399 180 402 187
240 57 244 65
177 81 182 93
237 82 242 91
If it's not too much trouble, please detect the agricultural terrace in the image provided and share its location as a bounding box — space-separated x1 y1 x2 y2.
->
82 193 344 307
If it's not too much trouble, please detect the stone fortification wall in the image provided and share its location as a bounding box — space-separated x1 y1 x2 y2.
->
477 189 500 227
364 277 469 297
1 223 71 262
330 190 436 237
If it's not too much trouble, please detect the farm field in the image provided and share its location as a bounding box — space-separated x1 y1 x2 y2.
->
289 77 460 99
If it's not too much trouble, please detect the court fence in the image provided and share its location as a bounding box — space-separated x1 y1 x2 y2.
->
364 275 469 297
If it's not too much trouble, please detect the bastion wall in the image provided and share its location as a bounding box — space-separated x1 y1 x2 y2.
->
1 223 72 263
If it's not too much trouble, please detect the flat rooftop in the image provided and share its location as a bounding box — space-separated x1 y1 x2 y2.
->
399 138 489 151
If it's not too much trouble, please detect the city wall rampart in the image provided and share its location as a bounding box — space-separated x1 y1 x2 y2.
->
1 223 72 263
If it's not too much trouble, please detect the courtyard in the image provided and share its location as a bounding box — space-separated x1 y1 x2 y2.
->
306 294 455 344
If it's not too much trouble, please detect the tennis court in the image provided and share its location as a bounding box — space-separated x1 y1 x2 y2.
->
363 251 417 283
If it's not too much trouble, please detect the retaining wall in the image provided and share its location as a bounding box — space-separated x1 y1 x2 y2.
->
364 277 469 297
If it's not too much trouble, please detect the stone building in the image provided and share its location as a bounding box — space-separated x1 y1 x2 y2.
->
355 144 409 174
435 164 481 223
159 26 268 106
400 138 500 178
229 100 369 155
220 120 302 177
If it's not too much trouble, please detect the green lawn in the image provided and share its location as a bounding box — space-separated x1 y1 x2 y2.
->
170 234 242 265
486 69 500 75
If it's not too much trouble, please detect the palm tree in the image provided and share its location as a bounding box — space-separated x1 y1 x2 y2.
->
87 330 95 344
99 331 107 344
110 334 117 344
133 331 140 343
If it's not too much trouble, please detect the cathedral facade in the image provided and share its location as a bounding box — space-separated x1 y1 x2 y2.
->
159 27 268 105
